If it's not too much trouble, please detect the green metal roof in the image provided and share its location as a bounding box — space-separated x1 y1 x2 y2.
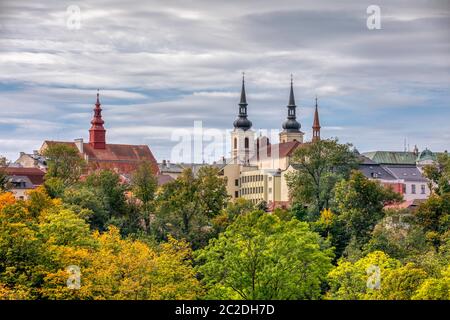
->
362 151 418 164
363 150 447 165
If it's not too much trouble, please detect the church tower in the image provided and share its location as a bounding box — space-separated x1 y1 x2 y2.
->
231 74 255 164
312 96 321 142
89 90 106 149
279 76 304 143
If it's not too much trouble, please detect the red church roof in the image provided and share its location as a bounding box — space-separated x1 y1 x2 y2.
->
255 140 306 160
42 141 159 175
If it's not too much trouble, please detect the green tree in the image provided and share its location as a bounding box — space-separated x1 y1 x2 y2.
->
327 251 401 300
286 139 359 220
130 161 158 234
0 167 10 193
42 144 85 185
422 153 450 196
211 198 255 234
333 170 402 252
364 216 429 261
196 210 333 299
412 265 450 300
86 170 128 218
155 167 228 248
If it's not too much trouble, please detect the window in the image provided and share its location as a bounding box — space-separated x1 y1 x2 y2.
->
234 138 237 150
402 184 406 194
235 179 239 186
245 137 249 149
268 177 272 182
411 184 416 194
235 191 239 198
269 188 272 193
421 185 426 194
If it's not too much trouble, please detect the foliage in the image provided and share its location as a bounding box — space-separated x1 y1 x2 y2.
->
327 251 401 300
422 153 450 196
0 187 202 300
286 139 359 220
155 167 228 248
196 210 333 300
0 167 11 192
42 144 86 185
333 171 402 251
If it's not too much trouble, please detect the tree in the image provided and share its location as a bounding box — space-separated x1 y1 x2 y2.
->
62 185 109 230
422 153 450 196
364 216 429 261
376 263 427 300
412 265 450 300
42 144 85 185
41 227 202 300
84 170 129 231
286 139 359 220
131 161 158 232
333 170 401 253
415 194 450 234
0 186 203 300
327 251 401 300
211 198 255 234
131 161 158 206
155 167 228 248
0 167 11 192
196 210 333 300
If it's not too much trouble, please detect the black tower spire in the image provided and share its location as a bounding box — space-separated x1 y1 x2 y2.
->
282 74 301 132
233 72 252 131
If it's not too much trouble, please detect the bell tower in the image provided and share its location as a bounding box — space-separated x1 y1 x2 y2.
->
231 73 255 164
89 90 106 149
279 75 303 143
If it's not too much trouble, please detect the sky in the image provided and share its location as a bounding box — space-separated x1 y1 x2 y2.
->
0 0 449 163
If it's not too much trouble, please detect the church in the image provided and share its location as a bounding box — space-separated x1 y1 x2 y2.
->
38 91 159 176
221 75 321 209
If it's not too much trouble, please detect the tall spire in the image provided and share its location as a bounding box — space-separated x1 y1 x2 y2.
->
233 72 252 131
282 74 300 132
89 90 106 149
240 72 247 105
312 95 321 142
288 74 295 106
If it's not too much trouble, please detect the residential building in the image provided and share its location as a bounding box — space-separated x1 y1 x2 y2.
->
2 167 45 199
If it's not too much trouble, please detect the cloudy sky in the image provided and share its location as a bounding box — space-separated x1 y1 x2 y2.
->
0 0 449 162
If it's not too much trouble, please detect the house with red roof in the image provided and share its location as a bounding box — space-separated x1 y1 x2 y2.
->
2 167 45 199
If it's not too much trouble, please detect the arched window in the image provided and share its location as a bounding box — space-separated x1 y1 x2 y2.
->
245 137 249 149
234 137 237 149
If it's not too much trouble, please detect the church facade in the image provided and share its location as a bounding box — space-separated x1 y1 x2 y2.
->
221 75 322 209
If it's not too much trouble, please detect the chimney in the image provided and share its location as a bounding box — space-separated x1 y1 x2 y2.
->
74 138 84 153
162 159 167 167
20 152 25 157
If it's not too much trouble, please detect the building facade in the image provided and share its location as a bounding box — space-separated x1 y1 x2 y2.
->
221 76 321 209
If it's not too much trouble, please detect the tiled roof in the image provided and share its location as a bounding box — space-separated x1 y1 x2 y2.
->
3 167 45 185
254 140 304 160
43 141 159 175
359 164 397 181
383 165 428 182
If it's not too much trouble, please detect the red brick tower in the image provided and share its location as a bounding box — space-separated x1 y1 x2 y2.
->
89 90 106 149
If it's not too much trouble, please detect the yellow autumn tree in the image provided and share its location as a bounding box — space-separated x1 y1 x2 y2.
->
0 192 15 212
41 227 202 300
